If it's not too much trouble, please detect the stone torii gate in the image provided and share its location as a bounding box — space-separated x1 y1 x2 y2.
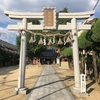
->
4 8 94 94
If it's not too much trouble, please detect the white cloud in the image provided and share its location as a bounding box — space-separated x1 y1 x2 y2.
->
89 0 96 6
0 0 99 11
0 27 18 45
0 0 100 44
0 0 99 22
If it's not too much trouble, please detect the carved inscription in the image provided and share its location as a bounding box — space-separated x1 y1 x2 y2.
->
44 9 54 27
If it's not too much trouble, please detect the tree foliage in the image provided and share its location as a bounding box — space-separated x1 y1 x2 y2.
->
78 19 100 83
61 47 72 56
57 7 71 34
57 7 70 25
91 18 100 42
0 48 19 67
27 34 46 60
78 30 93 50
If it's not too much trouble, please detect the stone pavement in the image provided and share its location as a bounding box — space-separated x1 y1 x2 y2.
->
26 65 75 100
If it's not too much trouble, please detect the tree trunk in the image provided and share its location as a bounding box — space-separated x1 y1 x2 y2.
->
92 50 98 84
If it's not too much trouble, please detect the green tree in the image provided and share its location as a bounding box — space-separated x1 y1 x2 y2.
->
57 7 71 34
78 30 92 50
62 47 72 56
78 30 93 75
90 18 100 84
61 47 73 68
57 7 70 25
78 19 100 83
91 18 100 42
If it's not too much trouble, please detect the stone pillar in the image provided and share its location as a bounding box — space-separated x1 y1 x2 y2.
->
14 18 27 94
71 18 81 93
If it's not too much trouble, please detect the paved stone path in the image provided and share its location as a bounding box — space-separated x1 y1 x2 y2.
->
27 65 75 100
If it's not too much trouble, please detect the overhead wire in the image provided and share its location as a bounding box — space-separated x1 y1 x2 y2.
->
93 0 100 10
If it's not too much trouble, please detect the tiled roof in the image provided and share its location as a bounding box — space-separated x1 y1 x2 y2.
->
0 39 17 51
83 18 97 24
41 48 58 57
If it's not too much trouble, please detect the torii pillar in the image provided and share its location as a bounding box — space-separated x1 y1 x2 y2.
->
58 11 95 93
16 18 27 94
14 18 28 94
71 18 81 92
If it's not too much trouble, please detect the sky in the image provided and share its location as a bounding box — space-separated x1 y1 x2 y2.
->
0 0 100 45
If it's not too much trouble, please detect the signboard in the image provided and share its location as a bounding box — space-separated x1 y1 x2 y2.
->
57 58 60 64
45 9 54 26
43 7 56 29
80 74 86 93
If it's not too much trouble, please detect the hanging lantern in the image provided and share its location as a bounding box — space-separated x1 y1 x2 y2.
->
57 37 63 45
38 37 43 44
29 36 34 43
56 48 61 53
47 38 52 45
66 36 71 43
